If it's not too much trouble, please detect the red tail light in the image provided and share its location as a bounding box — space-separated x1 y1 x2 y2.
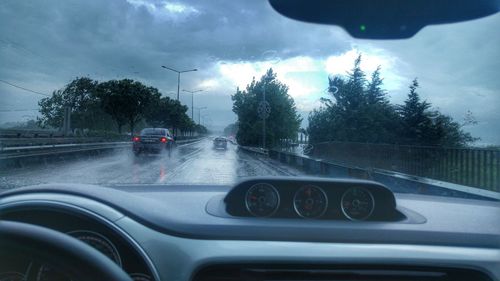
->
160 137 167 143
133 136 141 142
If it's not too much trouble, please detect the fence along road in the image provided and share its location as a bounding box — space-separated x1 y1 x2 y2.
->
309 141 500 192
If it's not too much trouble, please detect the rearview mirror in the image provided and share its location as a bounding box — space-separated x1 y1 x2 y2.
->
268 0 500 39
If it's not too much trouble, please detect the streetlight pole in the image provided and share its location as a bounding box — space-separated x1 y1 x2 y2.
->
263 83 266 149
161 66 197 100
194 107 207 125
182 89 203 121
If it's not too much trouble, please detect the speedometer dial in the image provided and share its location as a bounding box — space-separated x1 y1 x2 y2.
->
293 185 328 218
36 230 121 281
245 183 280 217
67 230 122 266
341 187 375 221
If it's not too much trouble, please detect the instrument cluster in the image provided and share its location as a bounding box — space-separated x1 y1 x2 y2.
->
226 178 397 221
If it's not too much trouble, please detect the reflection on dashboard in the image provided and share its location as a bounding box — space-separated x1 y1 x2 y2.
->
130 273 154 281
0 271 25 281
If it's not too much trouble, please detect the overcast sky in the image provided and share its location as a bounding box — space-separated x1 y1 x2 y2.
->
1 0 499 144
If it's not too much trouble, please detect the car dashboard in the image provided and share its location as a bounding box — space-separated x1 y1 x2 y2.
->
0 177 499 281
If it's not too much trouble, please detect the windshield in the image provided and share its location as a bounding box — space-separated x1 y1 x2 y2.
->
0 0 498 199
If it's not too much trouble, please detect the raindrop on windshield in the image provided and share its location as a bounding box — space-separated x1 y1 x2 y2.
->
261 50 281 64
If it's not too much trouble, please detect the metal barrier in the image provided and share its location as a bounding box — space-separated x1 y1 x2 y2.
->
262 148 499 201
0 129 63 138
310 141 500 192
0 137 205 168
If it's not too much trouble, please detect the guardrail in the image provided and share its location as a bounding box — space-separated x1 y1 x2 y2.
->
0 129 205 148
237 145 499 201
0 137 205 168
267 149 499 201
0 142 131 160
0 129 63 138
310 141 500 192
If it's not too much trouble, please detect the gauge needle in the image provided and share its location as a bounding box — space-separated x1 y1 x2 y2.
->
23 262 33 281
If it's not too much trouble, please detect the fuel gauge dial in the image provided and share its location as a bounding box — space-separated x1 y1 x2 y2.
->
245 183 280 217
341 187 375 221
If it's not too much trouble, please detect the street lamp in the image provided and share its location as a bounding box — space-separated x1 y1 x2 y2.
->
194 107 207 125
182 89 203 121
161 66 197 100
201 115 212 127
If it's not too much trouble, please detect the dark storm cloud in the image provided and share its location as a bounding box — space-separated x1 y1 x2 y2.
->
1 0 499 143
0 0 351 126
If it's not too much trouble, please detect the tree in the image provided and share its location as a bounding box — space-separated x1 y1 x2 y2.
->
308 56 476 147
307 107 333 143
232 69 302 147
144 96 198 136
309 55 399 143
96 79 160 134
429 112 478 146
397 78 435 145
194 124 209 135
366 66 387 105
37 77 111 130
223 123 238 136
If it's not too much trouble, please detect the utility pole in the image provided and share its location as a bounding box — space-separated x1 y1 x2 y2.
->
263 84 266 149
161 66 197 100
195 107 207 125
182 89 203 121
62 106 71 136
161 66 197 138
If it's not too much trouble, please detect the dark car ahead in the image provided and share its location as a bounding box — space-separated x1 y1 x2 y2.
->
213 137 228 150
133 128 174 156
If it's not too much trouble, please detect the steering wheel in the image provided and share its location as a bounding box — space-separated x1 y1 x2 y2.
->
0 220 133 281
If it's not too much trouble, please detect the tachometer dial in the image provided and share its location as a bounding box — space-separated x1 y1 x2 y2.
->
293 185 328 218
245 183 280 217
341 187 375 221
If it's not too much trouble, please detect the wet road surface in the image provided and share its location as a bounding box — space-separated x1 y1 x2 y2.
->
0 138 305 189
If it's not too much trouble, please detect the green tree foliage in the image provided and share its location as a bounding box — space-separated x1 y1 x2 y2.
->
309 55 399 144
398 79 477 146
223 123 238 136
96 79 160 134
37 77 197 136
194 124 209 135
232 69 302 147
37 77 113 130
397 78 434 145
144 96 194 132
308 55 476 147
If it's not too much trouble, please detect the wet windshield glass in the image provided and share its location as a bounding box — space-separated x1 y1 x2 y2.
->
0 0 498 199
